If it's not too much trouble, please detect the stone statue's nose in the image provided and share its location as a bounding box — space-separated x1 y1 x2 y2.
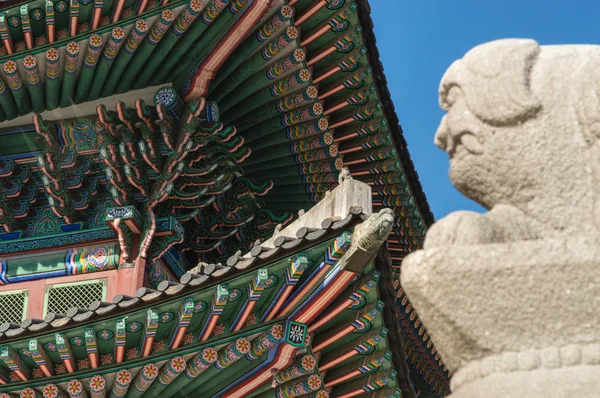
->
434 115 449 151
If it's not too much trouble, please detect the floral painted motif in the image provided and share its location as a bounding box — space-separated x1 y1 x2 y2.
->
32 368 44 378
20 388 36 398
171 356 186 372
183 333 195 345
89 375 106 391
116 369 132 385
143 363 159 378
126 321 142 332
301 355 317 371
315 390 329 398
54 0 68 12
44 343 57 352
67 379 83 395
35 35 47 46
307 375 322 390
202 347 217 363
67 42 79 54
100 353 113 365
3 60 17 74
126 347 138 359
159 312 174 323
272 324 284 340
213 324 225 336
55 364 66 374
154 87 177 108
152 340 165 352
77 359 90 369
244 313 257 326
236 338 251 353
97 330 114 340
30 8 45 20
23 55 36 68
43 383 60 397
112 370 132 397
227 288 242 301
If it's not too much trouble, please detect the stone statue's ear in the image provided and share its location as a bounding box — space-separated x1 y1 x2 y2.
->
441 39 542 126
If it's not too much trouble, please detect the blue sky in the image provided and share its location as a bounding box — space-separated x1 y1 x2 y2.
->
370 0 599 219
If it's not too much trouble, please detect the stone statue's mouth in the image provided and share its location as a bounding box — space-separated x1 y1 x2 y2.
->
447 131 482 158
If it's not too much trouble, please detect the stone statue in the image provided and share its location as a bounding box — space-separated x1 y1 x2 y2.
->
402 39 600 397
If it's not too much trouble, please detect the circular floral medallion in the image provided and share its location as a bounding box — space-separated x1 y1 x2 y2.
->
143 363 159 378
154 87 177 108
89 375 105 391
158 312 174 323
227 288 242 302
194 301 207 313
281 5 294 19
202 347 217 363
54 0 68 12
307 375 322 390
301 354 316 371
171 356 186 372
7 16 21 27
236 338 251 354
20 388 36 398
264 275 278 288
115 369 131 385
66 380 83 395
30 8 45 20
318 117 329 131
69 336 85 346
126 321 143 332
43 343 57 352
213 324 225 336
96 329 114 340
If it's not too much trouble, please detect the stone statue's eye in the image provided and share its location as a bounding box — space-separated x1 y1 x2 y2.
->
446 86 462 106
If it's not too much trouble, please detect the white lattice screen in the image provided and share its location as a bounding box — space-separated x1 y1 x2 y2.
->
0 291 27 324
45 280 105 316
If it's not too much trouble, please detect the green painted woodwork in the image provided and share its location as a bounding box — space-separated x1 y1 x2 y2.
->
59 41 80 107
130 0 204 89
100 18 150 97
5 252 65 277
209 4 295 90
73 34 103 103
115 7 179 94
169 0 245 89
44 48 60 110
0 80 18 120
87 27 126 100
210 31 302 103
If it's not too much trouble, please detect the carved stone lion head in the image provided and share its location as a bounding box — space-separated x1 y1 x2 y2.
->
434 39 600 236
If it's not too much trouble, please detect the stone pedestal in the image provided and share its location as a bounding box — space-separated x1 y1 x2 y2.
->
402 237 600 397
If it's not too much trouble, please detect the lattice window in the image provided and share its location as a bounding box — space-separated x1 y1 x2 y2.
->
0 290 27 324
45 280 105 316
